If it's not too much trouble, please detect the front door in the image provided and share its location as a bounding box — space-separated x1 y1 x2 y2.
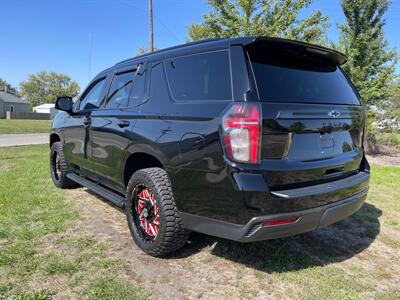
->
63 76 108 170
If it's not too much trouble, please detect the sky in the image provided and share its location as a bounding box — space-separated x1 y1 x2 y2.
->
1 0 399 91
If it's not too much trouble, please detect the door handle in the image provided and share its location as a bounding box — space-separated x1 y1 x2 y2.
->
117 120 130 128
83 116 91 125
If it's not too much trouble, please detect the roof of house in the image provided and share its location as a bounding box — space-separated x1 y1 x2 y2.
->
0 91 29 104
33 103 55 109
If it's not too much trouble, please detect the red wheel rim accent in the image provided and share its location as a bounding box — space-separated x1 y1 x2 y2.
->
134 186 160 239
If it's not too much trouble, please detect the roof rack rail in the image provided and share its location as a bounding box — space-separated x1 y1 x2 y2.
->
115 37 225 66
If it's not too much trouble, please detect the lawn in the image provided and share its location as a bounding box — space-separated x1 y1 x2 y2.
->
0 145 399 299
0 145 148 299
0 119 51 134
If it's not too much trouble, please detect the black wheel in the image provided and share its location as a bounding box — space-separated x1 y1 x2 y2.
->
50 142 76 189
125 167 189 257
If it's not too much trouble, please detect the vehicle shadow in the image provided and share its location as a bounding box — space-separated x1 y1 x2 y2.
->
82 188 382 272
172 202 382 273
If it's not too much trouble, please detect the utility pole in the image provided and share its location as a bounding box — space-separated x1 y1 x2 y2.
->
149 0 154 52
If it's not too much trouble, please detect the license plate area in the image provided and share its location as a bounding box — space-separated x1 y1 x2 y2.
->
288 131 356 161
320 133 334 156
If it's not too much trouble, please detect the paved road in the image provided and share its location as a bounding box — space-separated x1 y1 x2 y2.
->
0 133 48 147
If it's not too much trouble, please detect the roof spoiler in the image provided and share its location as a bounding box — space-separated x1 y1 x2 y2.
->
241 37 347 66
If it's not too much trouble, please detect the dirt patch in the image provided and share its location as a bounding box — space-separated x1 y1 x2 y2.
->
365 137 399 156
42 187 399 299
57 188 302 299
367 154 400 166
365 137 400 166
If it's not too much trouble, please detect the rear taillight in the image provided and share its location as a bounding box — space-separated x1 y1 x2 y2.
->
221 103 261 164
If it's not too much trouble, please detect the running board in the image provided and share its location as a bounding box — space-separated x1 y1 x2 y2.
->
67 173 125 208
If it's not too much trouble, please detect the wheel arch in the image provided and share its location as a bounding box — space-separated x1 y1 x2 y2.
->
49 132 61 148
123 152 165 187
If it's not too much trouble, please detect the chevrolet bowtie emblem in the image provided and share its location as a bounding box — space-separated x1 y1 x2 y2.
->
328 110 341 118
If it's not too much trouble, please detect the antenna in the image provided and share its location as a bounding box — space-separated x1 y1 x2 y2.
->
88 32 92 81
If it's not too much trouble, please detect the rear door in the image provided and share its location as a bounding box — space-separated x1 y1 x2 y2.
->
246 42 366 188
89 63 148 189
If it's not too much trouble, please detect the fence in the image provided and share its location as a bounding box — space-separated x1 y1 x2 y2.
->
6 111 51 120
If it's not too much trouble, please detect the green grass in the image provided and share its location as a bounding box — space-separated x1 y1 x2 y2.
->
5 289 53 300
0 145 75 271
85 277 149 300
368 165 400 230
0 119 51 134
0 145 147 299
0 144 399 299
185 165 400 299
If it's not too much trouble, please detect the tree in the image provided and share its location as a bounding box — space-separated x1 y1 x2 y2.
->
0 78 18 94
337 0 398 107
136 45 158 56
187 0 329 45
20 72 80 107
388 78 400 119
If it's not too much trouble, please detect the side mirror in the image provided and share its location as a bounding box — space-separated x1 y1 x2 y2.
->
55 96 73 114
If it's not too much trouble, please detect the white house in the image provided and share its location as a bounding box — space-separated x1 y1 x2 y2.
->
33 103 58 119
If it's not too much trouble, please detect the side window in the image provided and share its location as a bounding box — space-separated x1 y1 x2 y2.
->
149 62 170 100
79 78 106 110
105 71 135 109
128 68 147 107
164 50 232 101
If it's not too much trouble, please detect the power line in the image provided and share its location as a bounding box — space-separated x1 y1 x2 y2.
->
115 0 182 44
82 0 182 45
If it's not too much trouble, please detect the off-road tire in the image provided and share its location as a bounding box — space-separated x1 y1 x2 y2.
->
50 142 76 189
125 167 190 257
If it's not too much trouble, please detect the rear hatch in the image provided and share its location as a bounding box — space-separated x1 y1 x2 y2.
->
246 39 366 189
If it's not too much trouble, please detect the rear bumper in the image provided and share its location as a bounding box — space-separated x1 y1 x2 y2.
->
180 173 369 242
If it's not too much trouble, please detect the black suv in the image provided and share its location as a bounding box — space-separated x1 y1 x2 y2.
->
50 37 370 257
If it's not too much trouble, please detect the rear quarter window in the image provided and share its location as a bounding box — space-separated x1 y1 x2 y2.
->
249 50 360 105
164 50 232 101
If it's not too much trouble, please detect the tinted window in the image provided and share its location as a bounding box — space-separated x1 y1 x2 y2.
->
164 51 231 101
149 62 170 101
79 78 106 110
249 50 360 105
128 68 147 106
105 71 135 109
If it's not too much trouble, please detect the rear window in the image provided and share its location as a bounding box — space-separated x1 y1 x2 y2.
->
249 50 360 105
164 50 232 101
105 71 135 109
